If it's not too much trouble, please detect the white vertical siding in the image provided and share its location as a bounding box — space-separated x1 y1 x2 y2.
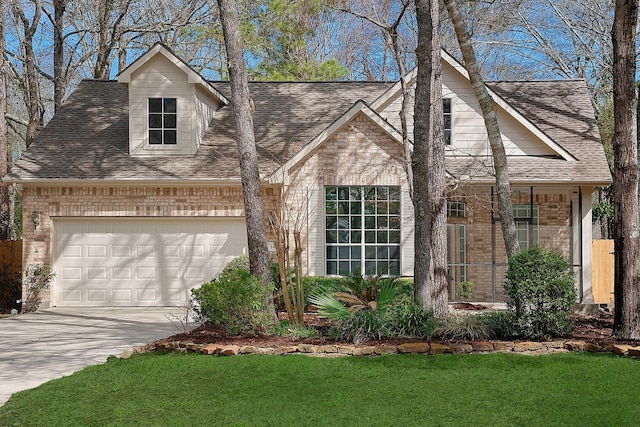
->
401 185 415 276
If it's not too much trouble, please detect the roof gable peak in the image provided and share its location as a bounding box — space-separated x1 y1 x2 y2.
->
117 42 228 105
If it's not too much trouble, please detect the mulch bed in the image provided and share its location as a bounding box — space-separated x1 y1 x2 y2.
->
153 306 640 350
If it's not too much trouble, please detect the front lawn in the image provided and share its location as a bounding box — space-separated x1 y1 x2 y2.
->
1 353 638 426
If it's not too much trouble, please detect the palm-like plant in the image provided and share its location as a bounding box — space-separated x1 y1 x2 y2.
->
308 273 401 320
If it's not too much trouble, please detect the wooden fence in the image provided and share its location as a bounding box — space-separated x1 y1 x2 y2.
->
592 239 614 304
0 240 22 274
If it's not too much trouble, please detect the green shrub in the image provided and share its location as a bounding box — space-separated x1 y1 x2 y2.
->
503 246 576 339
455 281 473 301
434 314 493 340
333 308 386 344
191 267 274 336
478 310 519 340
383 296 436 339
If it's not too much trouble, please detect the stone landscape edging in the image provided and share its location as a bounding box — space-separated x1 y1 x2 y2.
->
121 340 640 359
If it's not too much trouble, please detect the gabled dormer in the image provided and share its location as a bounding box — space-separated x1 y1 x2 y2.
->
118 43 228 156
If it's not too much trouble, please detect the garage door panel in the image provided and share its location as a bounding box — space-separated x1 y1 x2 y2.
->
53 218 247 306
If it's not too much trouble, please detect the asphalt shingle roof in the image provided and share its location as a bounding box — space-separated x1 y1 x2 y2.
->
6 78 611 186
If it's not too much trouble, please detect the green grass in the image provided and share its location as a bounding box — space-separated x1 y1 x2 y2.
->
1 353 638 426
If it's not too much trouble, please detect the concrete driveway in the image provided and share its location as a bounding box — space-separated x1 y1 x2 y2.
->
0 307 180 406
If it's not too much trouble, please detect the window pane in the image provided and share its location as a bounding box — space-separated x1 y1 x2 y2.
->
365 231 376 243
389 231 400 244
164 114 177 129
351 261 360 273
326 216 337 229
338 187 350 200
364 201 375 214
351 231 361 243
377 216 388 229
149 130 163 144
377 246 388 259
338 216 349 229
339 246 350 259
377 230 387 243
389 216 400 230
326 230 337 244
364 216 375 229
389 245 400 259
351 246 361 259
365 246 376 259
389 261 400 276
149 98 162 112
326 201 337 214
327 246 337 259
149 114 162 129
339 261 350 276
364 187 376 200
338 230 349 243
338 202 349 214
443 98 451 113
389 187 400 200
365 261 376 275
327 261 337 275
351 216 361 229
350 202 361 214
376 186 389 200
389 202 400 215
164 98 177 113
350 187 361 200
326 187 337 201
377 202 388 214
164 130 177 144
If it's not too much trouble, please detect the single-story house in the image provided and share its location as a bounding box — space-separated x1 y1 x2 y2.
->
5 43 611 307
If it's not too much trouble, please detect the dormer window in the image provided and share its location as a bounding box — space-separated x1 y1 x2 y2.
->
149 98 177 145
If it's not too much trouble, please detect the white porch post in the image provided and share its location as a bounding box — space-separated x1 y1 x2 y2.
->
580 189 594 303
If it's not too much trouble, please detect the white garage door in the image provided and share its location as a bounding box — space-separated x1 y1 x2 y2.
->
52 218 247 306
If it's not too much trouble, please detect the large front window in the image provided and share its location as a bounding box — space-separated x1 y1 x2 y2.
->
149 98 177 145
325 186 401 276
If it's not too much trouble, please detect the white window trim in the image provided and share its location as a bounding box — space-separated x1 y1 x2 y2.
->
146 97 179 149
324 186 402 276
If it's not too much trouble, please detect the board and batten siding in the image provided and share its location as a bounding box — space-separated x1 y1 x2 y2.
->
377 61 557 157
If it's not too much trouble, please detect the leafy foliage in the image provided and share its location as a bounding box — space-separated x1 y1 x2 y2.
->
478 310 519 340
192 263 275 336
434 314 493 340
503 246 576 339
22 264 55 313
308 274 402 320
455 281 473 301
310 274 436 343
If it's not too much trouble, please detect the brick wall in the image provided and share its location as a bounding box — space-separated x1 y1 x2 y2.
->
21 184 280 305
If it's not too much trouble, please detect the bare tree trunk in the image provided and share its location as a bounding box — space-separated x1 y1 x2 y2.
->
612 0 640 339
443 0 519 259
53 0 67 111
413 0 448 317
12 0 44 148
0 0 10 240
217 0 276 321
93 0 131 79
